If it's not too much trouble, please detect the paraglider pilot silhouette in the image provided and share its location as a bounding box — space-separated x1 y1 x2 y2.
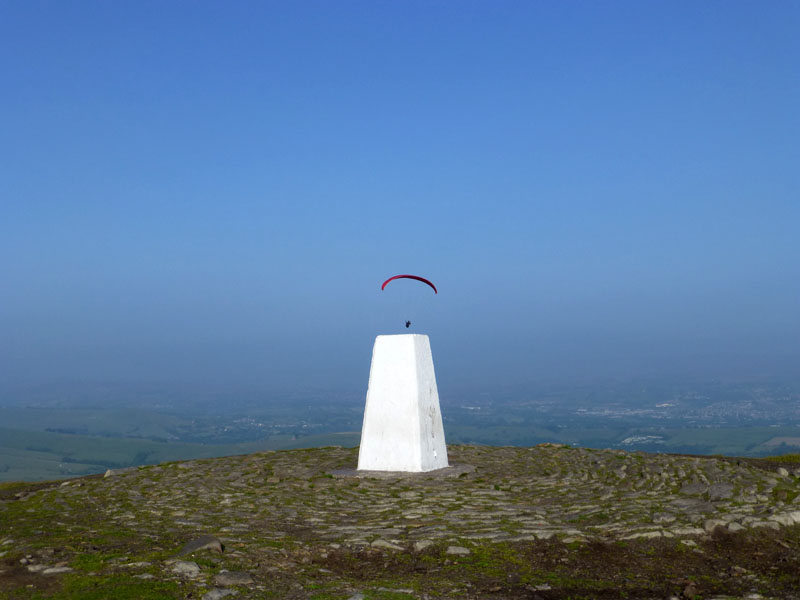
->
381 274 438 329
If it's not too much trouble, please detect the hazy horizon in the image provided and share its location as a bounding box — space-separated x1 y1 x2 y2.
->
2 2 798 393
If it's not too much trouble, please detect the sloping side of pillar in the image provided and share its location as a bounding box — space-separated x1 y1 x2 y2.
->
357 334 449 472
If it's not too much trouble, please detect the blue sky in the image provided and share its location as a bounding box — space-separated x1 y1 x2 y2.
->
2 1 798 392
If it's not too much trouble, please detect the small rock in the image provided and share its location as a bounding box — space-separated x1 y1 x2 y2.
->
730 565 750 576
621 531 662 540
26 565 48 573
374 528 403 536
446 545 470 555
770 511 800 526
680 483 707 495
707 483 734 501
103 467 136 478
170 560 201 578
653 513 676 524
346 594 365 600
703 519 727 534
670 527 705 536
41 566 74 575
371 539 403 551
178 535 224 556
561 536 586 544
682 581 697 598
214 571 253 586
777 467 789 477
134 573 155 579
413 540 434 552
202 589 239 600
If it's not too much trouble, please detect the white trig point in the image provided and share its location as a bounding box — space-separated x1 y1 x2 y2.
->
357 334 449 472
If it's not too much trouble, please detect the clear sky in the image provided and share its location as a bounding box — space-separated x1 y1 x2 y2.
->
2 1 798 393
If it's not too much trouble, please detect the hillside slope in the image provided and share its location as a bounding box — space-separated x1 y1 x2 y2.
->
2 445 800 599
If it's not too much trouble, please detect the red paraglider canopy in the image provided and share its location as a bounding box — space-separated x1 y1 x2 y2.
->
381 274 438 294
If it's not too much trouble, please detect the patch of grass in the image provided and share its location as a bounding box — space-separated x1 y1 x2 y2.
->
0 481 38 494
52 574 183 600
771 485 799 503
535 570 614 592
70 553 113 572
369 591 417 599
192 556 221 571
457 542 528 579
309 592 343 600
764 454 800 463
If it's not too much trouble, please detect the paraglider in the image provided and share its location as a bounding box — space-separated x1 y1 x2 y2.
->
381 274 437 330
381 274 438 294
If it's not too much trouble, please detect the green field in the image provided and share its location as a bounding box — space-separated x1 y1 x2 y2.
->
5 420 800 482
4 395 800 482
0 427 360 482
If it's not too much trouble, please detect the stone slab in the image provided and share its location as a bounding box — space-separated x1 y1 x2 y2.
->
331 463 474 480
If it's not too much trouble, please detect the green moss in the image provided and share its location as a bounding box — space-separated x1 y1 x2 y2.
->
47 574 182 600
0 481 38 494
368 591 417 599
535 570 614 591
71 553 112 572
764 454 800 463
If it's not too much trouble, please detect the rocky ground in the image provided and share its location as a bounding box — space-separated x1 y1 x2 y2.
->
2 444 800 599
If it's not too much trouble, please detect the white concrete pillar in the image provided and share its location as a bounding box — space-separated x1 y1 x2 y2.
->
357 334 449 472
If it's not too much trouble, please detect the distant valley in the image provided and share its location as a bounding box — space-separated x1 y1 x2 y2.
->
1 378 799 481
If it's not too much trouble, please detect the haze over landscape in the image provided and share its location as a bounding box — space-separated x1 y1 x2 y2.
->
1 2 799 481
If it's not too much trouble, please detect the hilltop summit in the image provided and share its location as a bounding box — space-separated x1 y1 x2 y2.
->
3 445 800 598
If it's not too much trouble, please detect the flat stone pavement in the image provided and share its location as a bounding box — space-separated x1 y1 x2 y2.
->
4 444 800 599
44 445 800 545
